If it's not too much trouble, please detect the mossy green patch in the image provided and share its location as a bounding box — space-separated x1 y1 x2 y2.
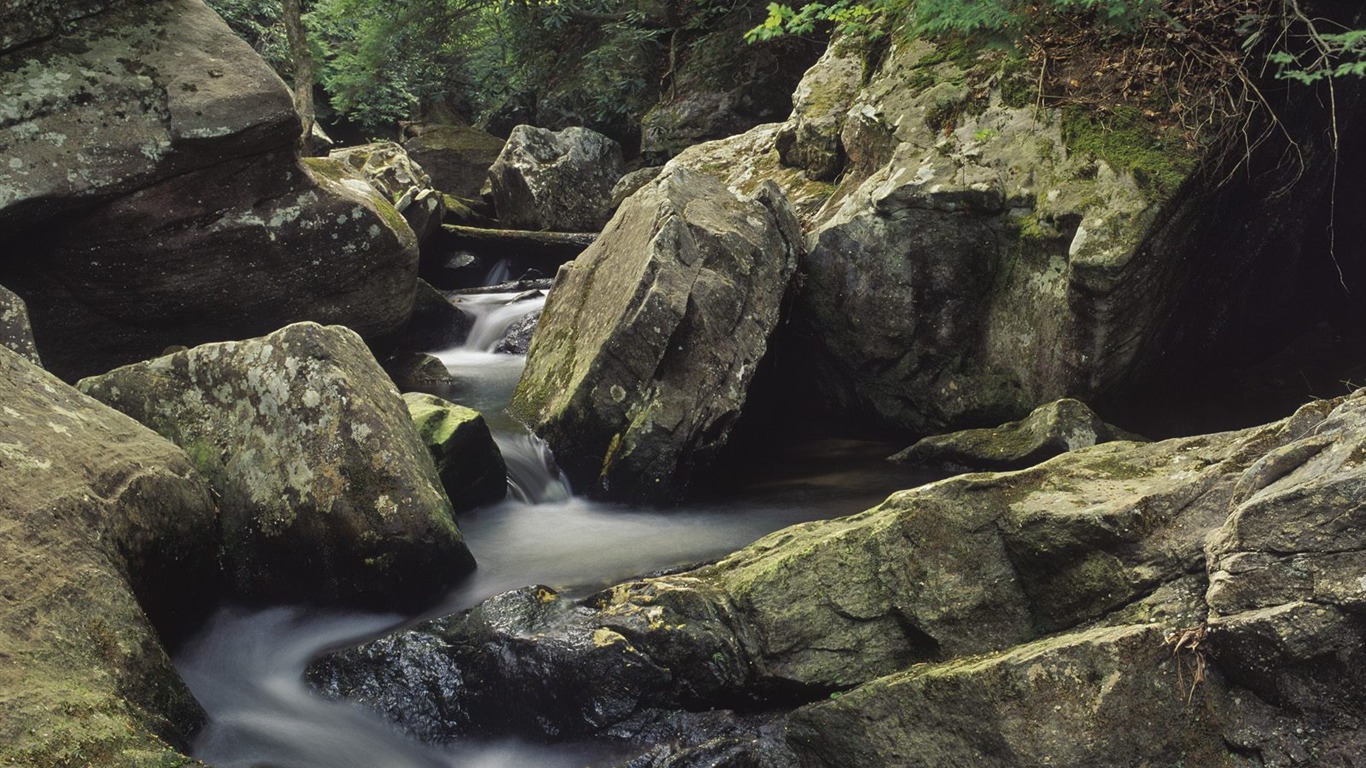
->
1060 106 1196 198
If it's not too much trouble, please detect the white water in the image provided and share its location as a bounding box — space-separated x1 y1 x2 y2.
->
175 291 935 768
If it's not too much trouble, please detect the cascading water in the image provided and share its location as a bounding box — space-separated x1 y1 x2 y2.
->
174 277 937 767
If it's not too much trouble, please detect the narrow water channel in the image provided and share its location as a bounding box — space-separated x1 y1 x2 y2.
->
174 281 937 768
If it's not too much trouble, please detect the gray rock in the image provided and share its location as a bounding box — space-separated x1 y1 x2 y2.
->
610 166 665 210
509 166 801 502
78 322 475 610
487 125 625 232
775 41 865 181
402 122 506 199
0 344 216 765
0 0 121 53
890 398 1145 470
384 352 454 392
0 0 420 381
494 308 540 355
0 284 40 364
328 141 446 245
403 392 507 511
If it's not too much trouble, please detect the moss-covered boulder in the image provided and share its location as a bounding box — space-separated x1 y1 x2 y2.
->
328 141 445 245
0 0 421 380
774 39 865 182
315 392 1366 764
401 122 506 199
509 166 801 502
0 283 40 364
0 344 216 766
487 125 625 232
403 392 507 511
890 397 1145 470
78 322 475 610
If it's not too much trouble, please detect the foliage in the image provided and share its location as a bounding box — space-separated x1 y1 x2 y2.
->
1267 28 1366 83
204 0 290 75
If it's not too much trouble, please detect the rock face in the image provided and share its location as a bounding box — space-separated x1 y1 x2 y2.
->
0 283 40 364
315 391 1366 766
78 322 475 610
403 392 507 511
0 344 216 766
0 0 420 380
774 40 865 181
785 35 1365 434
890 397 1144 470
328 141 445 245
487 125 625 232
509 167 802 502
402 122 506 199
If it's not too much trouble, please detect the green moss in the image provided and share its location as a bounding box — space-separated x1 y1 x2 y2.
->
1060 106 1196 198
998 55 1034 109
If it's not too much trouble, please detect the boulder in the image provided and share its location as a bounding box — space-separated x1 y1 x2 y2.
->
774 40 865 181
400 279 473 352
509 166 801 502
487 125 625 232
401 122 506 199
610 166 665 210
403 392 507 511
0 283 40 364
78 322 476 610
383 352 454 392
314 392 1366 765
889 398 1144 470
0 0 421 381
328 141 446 245
1 0 121 52
789 34 1365 434
494 309 541 355
0 344 217 766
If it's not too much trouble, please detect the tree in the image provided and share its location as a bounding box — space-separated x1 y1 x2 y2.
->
282 0 316 149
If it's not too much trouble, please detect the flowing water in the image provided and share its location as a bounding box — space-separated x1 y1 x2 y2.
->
175 285 938 768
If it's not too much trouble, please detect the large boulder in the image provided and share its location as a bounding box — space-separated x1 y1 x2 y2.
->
774 40 865 182
0 283 40 364
314 391 1366 765
509 166 801 502
487 125 625 232
0 344 217 766
78 322 476 610
889 397 1145 470
787 34 1366 434
327 141 445 245
403 392 507 511
0 0 421 380
401 122 506 199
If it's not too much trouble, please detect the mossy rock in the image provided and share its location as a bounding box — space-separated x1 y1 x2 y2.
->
403 392 507 511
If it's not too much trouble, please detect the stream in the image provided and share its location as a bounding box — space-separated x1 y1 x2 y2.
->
174 279 938 768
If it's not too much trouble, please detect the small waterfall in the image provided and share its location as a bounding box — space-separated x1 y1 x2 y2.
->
497 429 572 505
455 291 546 353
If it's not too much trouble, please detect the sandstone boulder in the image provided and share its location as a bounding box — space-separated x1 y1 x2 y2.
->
402 122 506 199
403 392 507 511
78 322 475 609
328 141 446 245
0 345 216 766
890 397 1144 470
0 283 40 364
509 167 801 502
487 125 625 232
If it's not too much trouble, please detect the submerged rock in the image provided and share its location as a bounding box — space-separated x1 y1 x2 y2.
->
0 283 40 364
0 345 216 766
403 392 507 511
509 166 801 502
78 322 475 610
487 125 625 232
890 397 1144 470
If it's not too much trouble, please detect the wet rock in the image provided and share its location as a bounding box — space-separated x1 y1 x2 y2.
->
487 125 625 232
402 122 506 199
78 322 475 610
384 352 454 392
403 392 507 511
775 40 865 181
509 166 801 502
328 141 446 245
0 283 40 364
494 308 540 355
890 398 1145 470
0 344 216 765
